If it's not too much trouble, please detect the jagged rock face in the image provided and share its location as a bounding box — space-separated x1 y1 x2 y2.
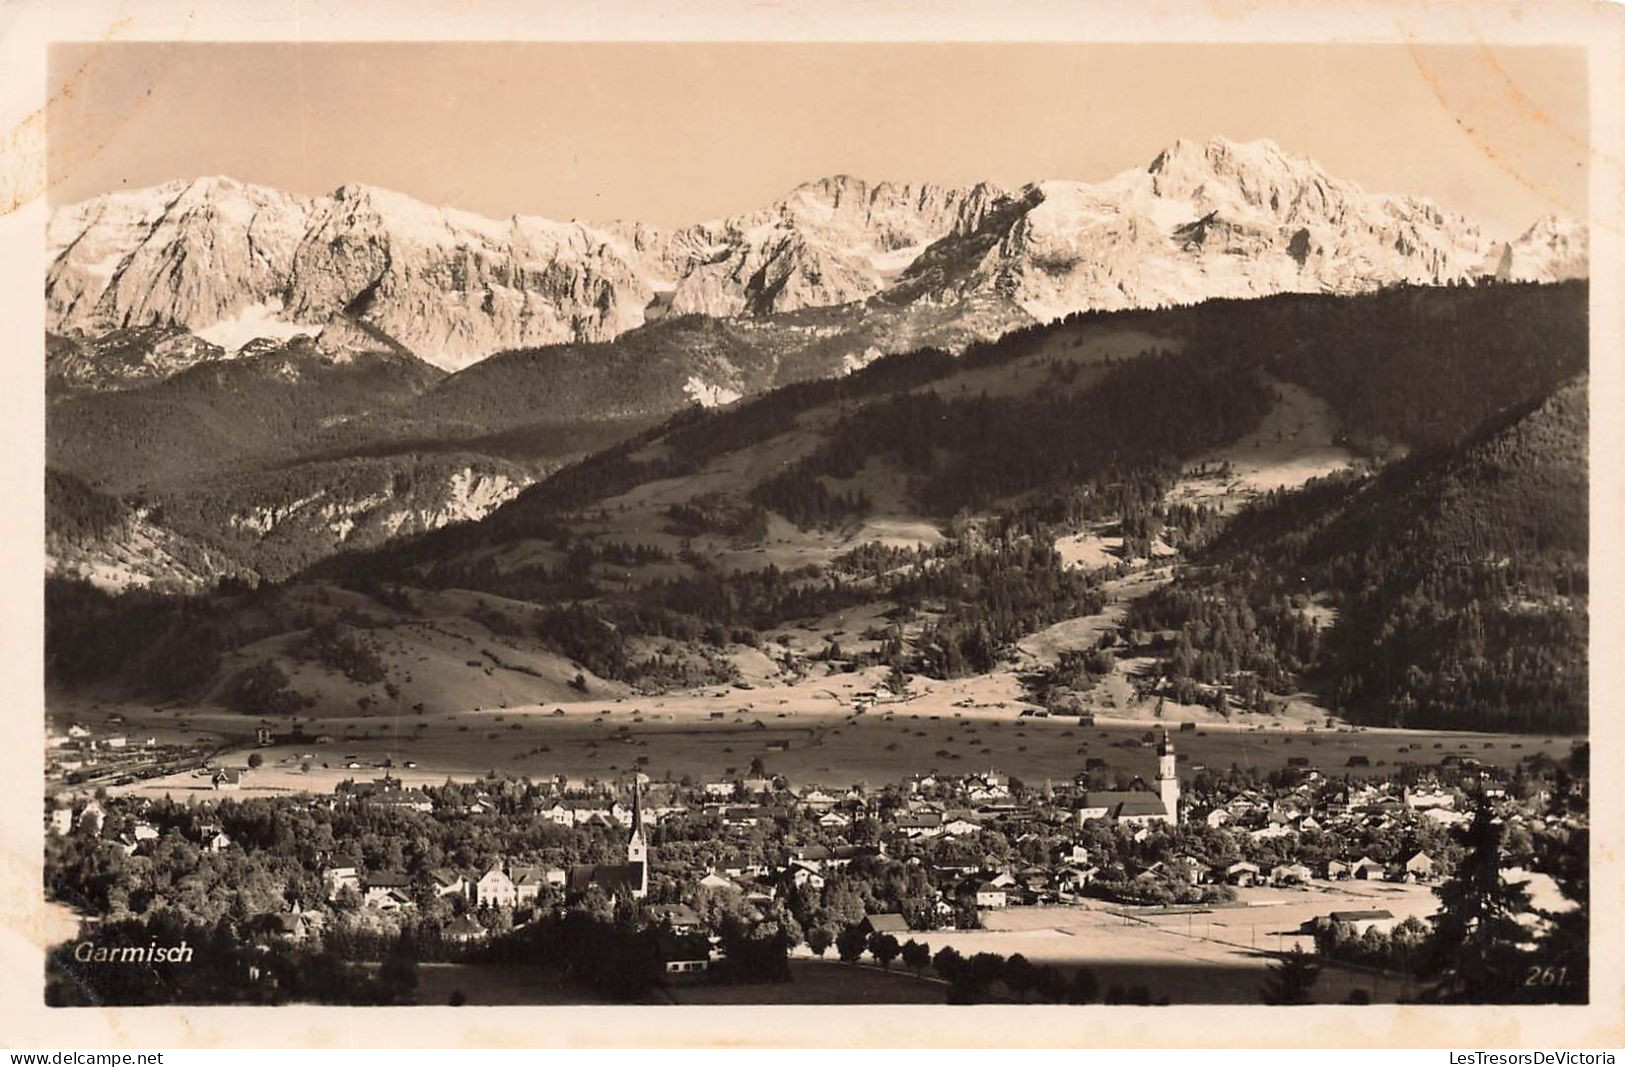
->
48 180 656 373
46 503 230 593
905 137 1520 322
221 463 528 548
609 176 1009 317
49 460 532 592
48 174 1009 373
46 140 1587 375
46 327 227 392
283 184 653 370
47 177 314 336
1494 214 1589 282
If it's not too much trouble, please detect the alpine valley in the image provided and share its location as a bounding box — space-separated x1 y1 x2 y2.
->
44 137 1589 744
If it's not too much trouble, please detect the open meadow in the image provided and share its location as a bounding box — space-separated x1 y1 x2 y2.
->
60 664 1578 800
860 887 1437 1004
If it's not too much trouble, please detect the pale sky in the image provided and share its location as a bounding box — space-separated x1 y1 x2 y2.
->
47 43 1588 237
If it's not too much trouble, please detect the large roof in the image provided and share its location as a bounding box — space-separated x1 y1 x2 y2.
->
568 861 645 894
1080 790 1168 818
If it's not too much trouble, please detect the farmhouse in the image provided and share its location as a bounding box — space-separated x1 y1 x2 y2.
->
895 812 943 838
511 865 567 903
362 874 412 911
657 931 713 977
371 789 434 814
445 915 487 943
322 866 360 899
428 868 469 900
972 881 1008 909
859 912 911 936
1349 856 1386 880
475 865 518 909
646 903 703 934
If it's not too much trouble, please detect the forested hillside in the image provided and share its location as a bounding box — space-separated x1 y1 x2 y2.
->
1128 379 1588 732
340 281 1585 574
46 283 1588 734
48 337 446 495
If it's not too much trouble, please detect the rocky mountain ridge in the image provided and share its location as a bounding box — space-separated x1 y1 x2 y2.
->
49 137 1587 377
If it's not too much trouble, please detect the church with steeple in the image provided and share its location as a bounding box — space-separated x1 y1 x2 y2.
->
625 777 649 898
1155 725 1181 826
1075 726 1181 827
566 778 650 900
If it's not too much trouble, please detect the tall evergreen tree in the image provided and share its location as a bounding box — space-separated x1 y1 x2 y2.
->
1260 946 1320 1005
1427 793 1533 1001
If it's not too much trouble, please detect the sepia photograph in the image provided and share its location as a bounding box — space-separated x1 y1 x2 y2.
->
6 0 1622 1049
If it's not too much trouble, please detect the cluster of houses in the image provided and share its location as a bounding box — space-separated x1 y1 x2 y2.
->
48 795 236 856
45 720 190 787
1194 778 1477 837
318 782 653 934
48 723 1584 979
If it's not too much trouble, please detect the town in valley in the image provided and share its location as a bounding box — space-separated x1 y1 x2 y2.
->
40 42 1591 1010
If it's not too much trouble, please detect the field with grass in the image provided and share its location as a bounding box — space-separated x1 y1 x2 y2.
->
68 660 1577 801
376 888 1446 1006
851 887 1436 1005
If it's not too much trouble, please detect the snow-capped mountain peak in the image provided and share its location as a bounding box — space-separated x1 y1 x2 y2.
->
1493 213 1589 282
46 137 1587 378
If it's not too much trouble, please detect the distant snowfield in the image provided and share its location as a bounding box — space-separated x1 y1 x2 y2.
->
194 299 316 351
867 241 929 279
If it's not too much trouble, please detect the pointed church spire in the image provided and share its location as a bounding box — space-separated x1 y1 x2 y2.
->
1156 726 1180 826
626 777 649 899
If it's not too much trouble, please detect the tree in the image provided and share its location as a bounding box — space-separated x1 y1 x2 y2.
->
1068 965 1100 1004
1003 952 1037 1001
1428 798 1533 1002
948 951 1007 1004
1033 964 1066 1003
806 924 836 959
222 660 302 717
932 944 963 981
835 923 869 965
1526 823 1586 1004
247 753 264 769
1260 947 1320 1005
377 932 419 1005
900 938 931 977
869 932 902 971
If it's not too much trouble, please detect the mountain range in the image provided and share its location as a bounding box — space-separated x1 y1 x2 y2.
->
49 136 1586 376
44 137 1589 592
